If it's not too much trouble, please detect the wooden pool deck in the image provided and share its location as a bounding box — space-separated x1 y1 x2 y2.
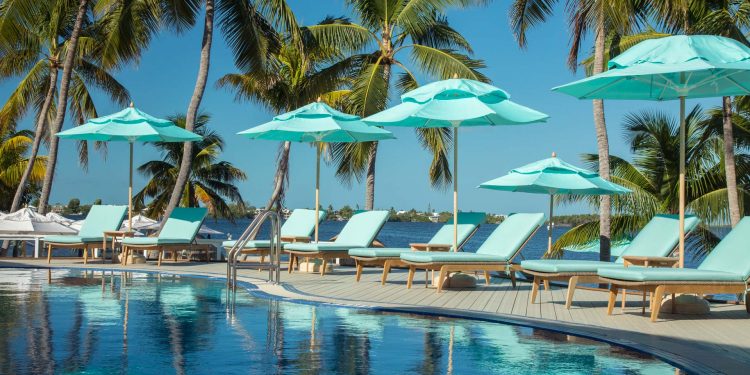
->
1 257 748 374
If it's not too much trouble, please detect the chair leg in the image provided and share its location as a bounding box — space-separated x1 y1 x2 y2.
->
509 269 517 288
483 271 490 285
565 276 579 309
288 255 295 274
437 266 449 293
607 287 619 316
381 260 392 285
83 245 88 265
406 266 416 289
542 280 550 291
621 289 627 311
651 286 666 322
671 293 676 314
642 291 647 315
355 261 363 282
47 244 52 264
320 258 327 276
530 276 540 304
157 249 162 267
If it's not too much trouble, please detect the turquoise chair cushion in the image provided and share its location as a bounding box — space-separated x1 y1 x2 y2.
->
427 212 485 250
77 205 128 238
521 259 623 273
222 240 288 249
614 214 700 264
333 210 389 248
598 267 746 282
123 237 193 246
698 216 750 280
475 213 546 260
158 207 207 242
281 209 326 238
348 248 407 258
401 252 508 264
44 235 102 244
284 242 356 252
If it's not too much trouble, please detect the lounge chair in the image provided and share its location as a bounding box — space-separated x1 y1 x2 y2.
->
44 205 128 264
284 210 389 276
521 214 700 309
348 212 486 284
599 216 750 322
121 207 208 266
400 213 546 293
222 209 326 261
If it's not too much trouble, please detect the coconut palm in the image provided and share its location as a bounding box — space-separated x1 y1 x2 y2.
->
509 0 645 260
554 105 750 259
133 113 247 220
0 0 129 214
217 30 355 210
581 1 750 228
159 0 299 226
0 129 46 211
306 1 488 210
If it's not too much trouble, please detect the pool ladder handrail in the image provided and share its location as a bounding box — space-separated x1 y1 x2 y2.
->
227 210 282 290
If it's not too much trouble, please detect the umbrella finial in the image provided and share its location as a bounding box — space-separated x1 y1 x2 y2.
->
129 101 134 108
551 152 557 158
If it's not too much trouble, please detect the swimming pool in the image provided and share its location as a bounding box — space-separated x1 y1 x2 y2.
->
0 268 680 374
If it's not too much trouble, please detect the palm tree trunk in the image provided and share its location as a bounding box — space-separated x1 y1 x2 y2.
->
160 0 214 228
593 11 611 261
722 96 741 227
364 142 377 210
10 65 58 213
265 141 291 210
37 0 89 214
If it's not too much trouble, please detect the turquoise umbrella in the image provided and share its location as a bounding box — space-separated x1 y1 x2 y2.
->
238 100 394 241
364 77 549 250
553 35 750 267
56 103 202 230
478 153 630 253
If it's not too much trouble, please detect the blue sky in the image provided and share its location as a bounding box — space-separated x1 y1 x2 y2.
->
1 1 716 215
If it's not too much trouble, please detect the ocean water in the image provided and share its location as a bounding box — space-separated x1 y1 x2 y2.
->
0 268 681 374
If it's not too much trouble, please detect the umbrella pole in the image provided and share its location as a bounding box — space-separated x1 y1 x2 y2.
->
128 142 133 232
548 194 554 254
315 143 321 243
678 96 686 268
452 126 458 252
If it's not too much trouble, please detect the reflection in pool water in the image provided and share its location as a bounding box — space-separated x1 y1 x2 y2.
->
0 269 680 374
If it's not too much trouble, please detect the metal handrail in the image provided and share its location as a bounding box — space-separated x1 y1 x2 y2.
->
226 210 282 292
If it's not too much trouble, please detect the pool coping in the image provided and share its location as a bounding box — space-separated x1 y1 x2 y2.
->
1 263 726 374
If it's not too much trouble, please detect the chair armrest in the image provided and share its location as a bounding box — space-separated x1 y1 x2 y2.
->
622 256 679 268
282 235 311 243
410 243 452 252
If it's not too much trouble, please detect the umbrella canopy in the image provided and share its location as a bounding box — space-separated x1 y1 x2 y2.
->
45 212 74 225
238 100 394 241
364 78 549 249
553 35 750 267
479 154 630 253
0 208 76 235
56 104 202 232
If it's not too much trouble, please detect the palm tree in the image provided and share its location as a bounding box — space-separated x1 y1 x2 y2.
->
133 113 247 220
509 0 644 261
0 129 46 211
217 31 354 210
0 0 129 214
160 0 299 226
554 105 750 259
583 0 750 228
37 0 90 214
306 1 488 210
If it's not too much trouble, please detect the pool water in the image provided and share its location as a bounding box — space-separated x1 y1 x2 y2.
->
0 269 680 374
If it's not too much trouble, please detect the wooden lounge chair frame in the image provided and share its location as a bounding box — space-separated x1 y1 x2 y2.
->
401 226 540 293
350 224 481 285
287 239 385 277
45 241 99 265
523 230 695 310
599 276 750 322
122 241 213 266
